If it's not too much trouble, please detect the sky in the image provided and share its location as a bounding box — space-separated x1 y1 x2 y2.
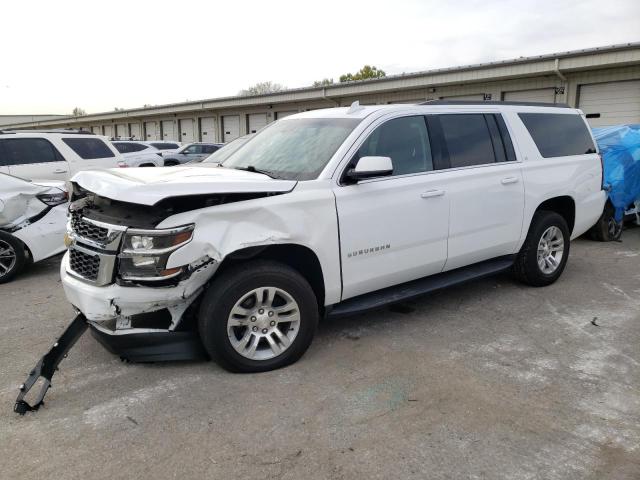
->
1 0 639 115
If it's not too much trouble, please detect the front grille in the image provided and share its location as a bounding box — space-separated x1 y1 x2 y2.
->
69 249 101 281
71 211 109 243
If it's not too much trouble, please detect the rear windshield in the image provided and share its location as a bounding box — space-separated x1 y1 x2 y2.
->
518 113 596 158
62 138 115 159
222 118 361 180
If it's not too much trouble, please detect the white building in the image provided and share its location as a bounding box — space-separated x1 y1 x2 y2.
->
2 43 639 141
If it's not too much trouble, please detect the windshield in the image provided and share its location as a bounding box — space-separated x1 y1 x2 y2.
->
200 135 254 164
222 118 361 180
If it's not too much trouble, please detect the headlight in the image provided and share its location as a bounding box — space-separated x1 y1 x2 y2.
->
118 224 194 281
37 188 68 206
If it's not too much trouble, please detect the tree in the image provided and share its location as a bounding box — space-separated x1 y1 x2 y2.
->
71 107 86 117
239 81 285 96
114 107 124 111
339 65 386 83
313 78 334 87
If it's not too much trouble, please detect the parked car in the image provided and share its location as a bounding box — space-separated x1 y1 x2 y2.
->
53 101 605 378
191 134 255 164
111 141 164 167
162 142 223 166
0 130 122 181
588 124 640 241
0 173 68 283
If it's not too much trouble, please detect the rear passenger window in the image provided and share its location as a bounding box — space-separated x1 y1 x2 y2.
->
0 138 64 166
518 113 596 158
357 116 433 176
62 138 115 159
439 114 496 168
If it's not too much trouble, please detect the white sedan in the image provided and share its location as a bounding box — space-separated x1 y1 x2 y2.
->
0 174 68 283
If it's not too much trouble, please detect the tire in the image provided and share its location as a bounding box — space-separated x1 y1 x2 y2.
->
198 260 319 373
512 211 570 287
588 201 622 242
139 163 155 167
0 231 27 284
164 161 179 167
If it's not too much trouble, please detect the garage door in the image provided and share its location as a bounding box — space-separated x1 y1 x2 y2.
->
503 88 556 103
200 117 215 141
222 115 240 142
180 118 195 142
248 113 268 134
115 124 127 139
130 123 141 140
162 120 176 141
145 122 158 140
276 111 297 120
103 125 114 138
91 126 102 135
578 80 640 127
440 94 485 101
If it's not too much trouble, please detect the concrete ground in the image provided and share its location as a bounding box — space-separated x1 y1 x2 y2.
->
1 231 639 480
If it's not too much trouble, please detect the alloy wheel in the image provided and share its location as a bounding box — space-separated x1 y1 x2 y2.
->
0 239 17 279
537 226 564 274
227 286 301 361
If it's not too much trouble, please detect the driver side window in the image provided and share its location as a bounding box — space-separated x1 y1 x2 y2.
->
357 116 433 176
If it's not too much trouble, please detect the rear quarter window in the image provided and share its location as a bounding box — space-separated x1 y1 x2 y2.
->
62 138 115 159
518 113 596 158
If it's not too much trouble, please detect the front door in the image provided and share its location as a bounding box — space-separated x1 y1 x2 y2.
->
334 115 450 300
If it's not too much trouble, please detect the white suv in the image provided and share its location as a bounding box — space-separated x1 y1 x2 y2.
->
60 102 605 372
0 130 122 181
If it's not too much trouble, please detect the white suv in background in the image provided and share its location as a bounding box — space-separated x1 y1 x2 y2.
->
0 130 122 181
111 141 164 167
60 101 606 374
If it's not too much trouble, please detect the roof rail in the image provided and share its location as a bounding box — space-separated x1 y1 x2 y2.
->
0 128 95 135
419 100 571 108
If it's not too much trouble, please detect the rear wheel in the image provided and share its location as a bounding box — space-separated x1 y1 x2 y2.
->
513 211 570 287
198 261 319 372
0 232 26 284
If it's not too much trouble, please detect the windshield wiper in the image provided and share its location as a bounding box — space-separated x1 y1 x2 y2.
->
231 165 280 179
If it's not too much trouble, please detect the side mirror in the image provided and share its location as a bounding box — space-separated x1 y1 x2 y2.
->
346 156 393 182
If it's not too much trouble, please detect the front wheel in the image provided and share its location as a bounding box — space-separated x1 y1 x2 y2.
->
589 201 622 242
512 211 570 287
0 232 26 284
198 261 319 372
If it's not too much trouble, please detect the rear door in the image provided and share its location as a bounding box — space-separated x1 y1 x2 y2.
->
334 115 450 299
433 113 525 271
0 137 70 181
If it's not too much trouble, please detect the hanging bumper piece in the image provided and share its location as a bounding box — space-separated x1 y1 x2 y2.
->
14 314 88 415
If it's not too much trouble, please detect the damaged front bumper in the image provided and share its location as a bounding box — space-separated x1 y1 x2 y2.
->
60 252 215 361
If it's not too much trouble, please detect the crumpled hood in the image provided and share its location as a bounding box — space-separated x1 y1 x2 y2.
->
71 165 297 206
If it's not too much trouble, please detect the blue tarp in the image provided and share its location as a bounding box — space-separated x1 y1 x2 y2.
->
592 124 640 221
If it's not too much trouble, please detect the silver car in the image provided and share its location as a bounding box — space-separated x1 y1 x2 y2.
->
162 142 223 166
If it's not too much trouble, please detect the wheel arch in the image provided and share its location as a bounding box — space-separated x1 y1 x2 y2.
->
216 243 326 309
535 195 576 235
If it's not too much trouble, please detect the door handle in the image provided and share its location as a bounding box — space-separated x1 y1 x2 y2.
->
53 169 68 174
501 177 519 185
421 189 445 198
